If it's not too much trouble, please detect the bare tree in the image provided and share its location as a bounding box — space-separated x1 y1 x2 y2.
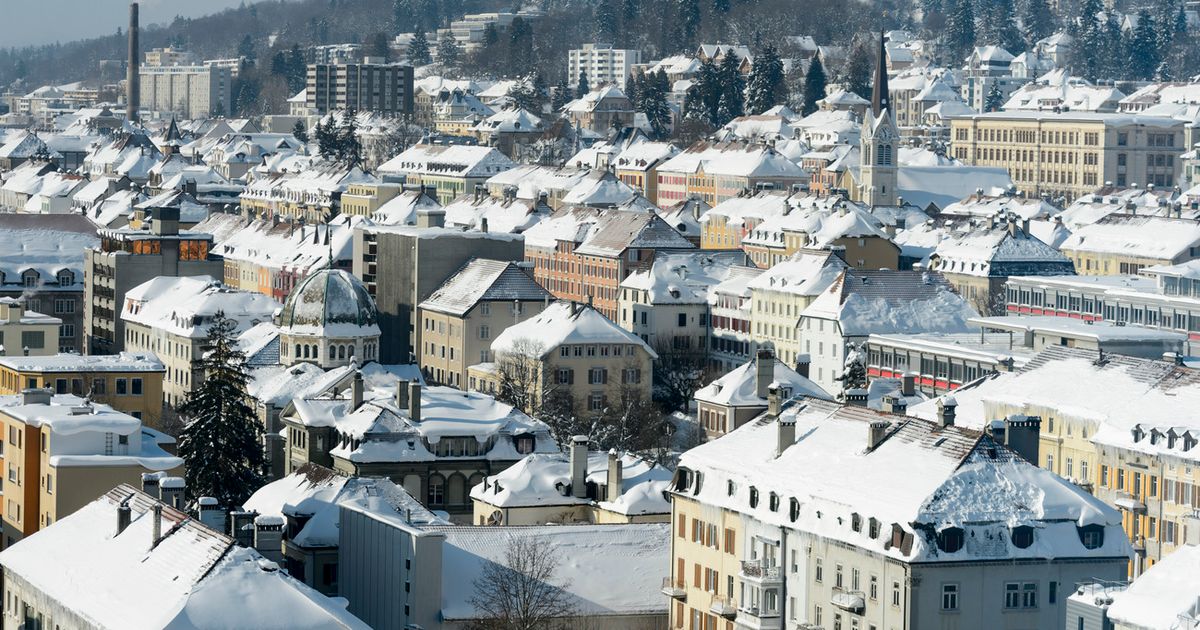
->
468 535 578 630
652 339 710 413
495 338 550 416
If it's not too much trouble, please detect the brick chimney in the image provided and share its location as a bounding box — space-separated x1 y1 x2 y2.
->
570 435 588 499
253 514 285 563
992 414 1041 464
396 379 409 409
794 353 811 378
141 471 165 496
117 498 132 535
605 450 623 502
351 371 363 408
151 502 163 546
228 510 257 547
755 348 773 399
900 372 917 397
767 383 789 417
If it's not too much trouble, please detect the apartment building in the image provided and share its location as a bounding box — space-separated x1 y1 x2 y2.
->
950 111 1184 201
709 266 762 373
739 197 900 271
910 345 1200 575
747 251 848 369
121 276 279 410
523 206 696 321
0 299 59 357
613 142 680 202
1059 214 1200 276
0 390 181 548
699 191 790 251
563 85 636 134
144 47 199 67
656 142 809 208
305 63 415 115
617 251 747 353
239 163 376 224
84 207 223 355
569 43 642 90
377 144 516 204
694 348 828 440
470 301 657 416
959 45 1029 111
667 391 1129 630
417 259 550 388
353 222 525 363
0 353 165 427
139 64 232 119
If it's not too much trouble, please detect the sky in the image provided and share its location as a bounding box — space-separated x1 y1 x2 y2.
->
0 0 256 48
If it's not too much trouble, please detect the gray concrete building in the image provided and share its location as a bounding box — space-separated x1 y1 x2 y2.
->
84 207 223 355
306 63 415 115
353 216 524 364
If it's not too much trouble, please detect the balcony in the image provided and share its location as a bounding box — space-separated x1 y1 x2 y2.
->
735 602 782 630
831 589 866 614
1114 491 1146 513
739 559 782 584
708 594 737 619
660 576 686 600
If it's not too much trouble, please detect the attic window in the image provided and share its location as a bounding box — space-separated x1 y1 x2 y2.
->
789 498 800 522
727 479 736 496
868 518 880 539
749 486 759 508
1011 526 1034 549
851 513 862 532
936 527 964 553
768 492 780 512
1077 524 1104 550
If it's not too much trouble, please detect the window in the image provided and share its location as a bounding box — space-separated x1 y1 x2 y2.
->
588 368 607 384
892 581 901 606
677 313 687 327
835 563 843 588
479 325 490 340
115 379 128 395
20 331 44 350
869 575 878 600
92 378 106 395
556 368 574 384
941 583 959 611
480 302 490 316
427 476 445 505
1005 582 1037 609
131 378 143 396
815 558 823 582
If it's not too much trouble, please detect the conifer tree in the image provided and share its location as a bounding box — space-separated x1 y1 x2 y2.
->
436 36 461 71
408 29 432 65
802 56 828 116
551 77 571 111
576 70 590 99
745 44 786 114
984 82 1004 112
292 120 309 144
177 314 265 507
595 0 619 42
843 39 873 100
638 70 673 139
716 52 745 125
945 0 977 61
392 0 415 33
695 57 722 125
1022 0 1056 45
338 108 362 167
675 0 701 52
1128 9 1161 79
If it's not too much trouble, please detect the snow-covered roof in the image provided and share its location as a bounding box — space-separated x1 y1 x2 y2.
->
746 250 847 296
122 276 279 339
441 194 550 233
678 397 1129 563
522 205 695 255
941 193 1060 220
700 191 790 229
742 198 893 249
897 165 1014 211
695 354 831 407
471 450 673 515
657 141 808 179
371 189 442 226
1105 543 1200 628
244 463 444 548
801 270 979 336
491 301 657 360
0 214 97 289
196 214 363 276
929 225 1074 278
0 351 164 373
560 170 638 207
278 269 379 338
0 485 370 629
377 144 516 179
612 141 681 171
1060 214 1200 260
620 251 748 304
484 164 590 200
472 107 543 134
435 523 669 620
420 258 550 316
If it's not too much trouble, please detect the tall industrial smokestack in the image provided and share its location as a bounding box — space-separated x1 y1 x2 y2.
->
127 2 140 123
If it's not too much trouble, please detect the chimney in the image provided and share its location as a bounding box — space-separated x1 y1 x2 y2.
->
1021 218 1030 235
127 2 140 124
605 450 623 501
117 498 132 535
1183 515 1200 546
141 471 165 496
197 497 225 533
767 383 789 417
937 396 957 428
151 502 162 546
776 415 796 457
1164 351 1184 366
229 510 257 547
901 372 917 397
755 348 773 399
253 514 285 563
880 394 907 415
151 206 180 236
416 208 446 229
794 353 811 378
351 371 363 408
407 381 422 423
570 435 589 499
998 414 1041 464
21 388 52 406
159 476 185 510
480 217 489 233
867 420 890 451
395 379 409 408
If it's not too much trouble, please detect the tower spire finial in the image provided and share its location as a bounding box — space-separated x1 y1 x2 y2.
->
871 30 890 117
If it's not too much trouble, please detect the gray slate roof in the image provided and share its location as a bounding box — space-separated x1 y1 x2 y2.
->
420 258 551 316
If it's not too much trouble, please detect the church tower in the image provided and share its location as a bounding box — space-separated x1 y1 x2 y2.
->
860 31 899 207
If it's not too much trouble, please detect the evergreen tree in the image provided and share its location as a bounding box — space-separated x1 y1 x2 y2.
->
945 0 977 61
595 0 619 42
176 314 265 507
292 120 309 144
368 32 393 62
483 23 499 48
802 56 828 116
621 0 640 24
1128 9 1161 79
682 85 708 121
1155 0 1180 54
984 82 1004 111
674 0 701 52
437 36 461 70
716 52 745 125
745 43 787 114
843 38 873 100
338 109 362 166
408 29 432 65
713 0 731 13
1021 0 1056 46
1101 11 1126 79
237 35 256 61
638 69 673 138
576 70 590 98
508 17 534 73
695 57 722 125
392 0 415 33
316 117 339 159
986 0 1025 53
551 77 571 111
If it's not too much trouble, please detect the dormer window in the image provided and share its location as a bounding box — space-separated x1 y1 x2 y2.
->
768 492 779 512
1011 525 1034 549
789 497 800 522
851 513 862 532
1077 524 1104 549
749 486 759 508
936 527 965 553
57 270 73 286
21 270 38 288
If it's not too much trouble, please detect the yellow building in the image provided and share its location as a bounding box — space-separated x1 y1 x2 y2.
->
338 182 404 217
699 191 790 250
740 198 900 271
470 440 672 526
0 352 166 428
950 111 1184 202
0 389 181 547
378 144 516 205
746 251 847 368
1058 214 1200 276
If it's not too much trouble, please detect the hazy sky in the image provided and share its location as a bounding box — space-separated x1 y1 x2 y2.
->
0 0 258 48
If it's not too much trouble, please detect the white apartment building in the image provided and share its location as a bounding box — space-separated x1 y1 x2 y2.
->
139 64 232 119
569 43 642 91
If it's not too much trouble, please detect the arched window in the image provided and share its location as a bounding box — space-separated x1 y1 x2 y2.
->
302 345 310 358
447 474 466 505
337 345 345 360
348 344 356 359
312 345 319 359
329 344 336 359
937 527 965 553
878 144 893 166
1011 525 1034 549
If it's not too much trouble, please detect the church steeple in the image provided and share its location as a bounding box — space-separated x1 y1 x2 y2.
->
871 30 890 116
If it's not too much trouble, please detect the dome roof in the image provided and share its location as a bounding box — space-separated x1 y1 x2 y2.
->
279 269 378 333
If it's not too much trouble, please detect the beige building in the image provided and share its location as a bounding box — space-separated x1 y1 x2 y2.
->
139 64 232 119
693 349 829 440
0 353 165 428
569 43 642 90
739 197 900 271
468 301 656 416
418 259 550 389
338 182 404 217
747 251 847 369
0 299 60 357
1059 214 1200 276
950 111 1184 201
471 438 672 526
0 389 181 548
377 144 516 204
